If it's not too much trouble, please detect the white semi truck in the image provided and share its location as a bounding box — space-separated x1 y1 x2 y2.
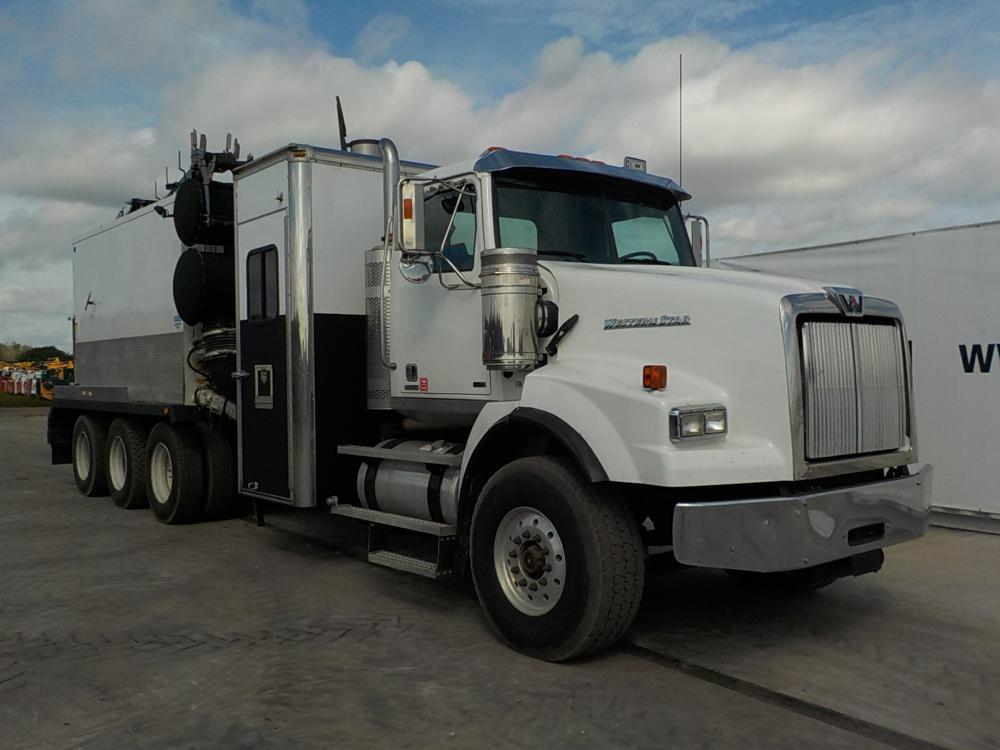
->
50 116 932 661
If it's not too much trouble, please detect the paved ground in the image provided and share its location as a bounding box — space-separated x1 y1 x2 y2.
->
1 407 997 749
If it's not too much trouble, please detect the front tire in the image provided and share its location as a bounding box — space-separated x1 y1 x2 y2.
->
72 414 109 497
470 456 645 662
107 418 150 509
145 422 204 525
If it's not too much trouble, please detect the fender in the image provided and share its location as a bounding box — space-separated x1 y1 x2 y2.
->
505 407 607 482
457 403 610 530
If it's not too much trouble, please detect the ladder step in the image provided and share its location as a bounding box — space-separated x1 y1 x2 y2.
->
368 550 445 579
330 504 456 536
337 444 463 467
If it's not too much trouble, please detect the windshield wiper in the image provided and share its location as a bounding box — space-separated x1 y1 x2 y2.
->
538 250 587 261
620 257 674 266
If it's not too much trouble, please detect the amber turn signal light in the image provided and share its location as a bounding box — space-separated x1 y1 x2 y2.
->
642 365 667 390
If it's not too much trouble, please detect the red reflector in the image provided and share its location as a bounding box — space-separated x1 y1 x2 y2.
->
642 365 667 390
402 198 413 220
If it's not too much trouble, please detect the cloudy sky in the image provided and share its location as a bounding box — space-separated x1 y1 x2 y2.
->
2 0 999 350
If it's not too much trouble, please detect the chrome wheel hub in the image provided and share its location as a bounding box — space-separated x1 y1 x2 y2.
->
74 431 91 481
109 436 127 491
493 506 566 616
149 443 173 505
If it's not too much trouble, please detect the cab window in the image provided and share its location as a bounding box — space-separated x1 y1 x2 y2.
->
424 184 477 272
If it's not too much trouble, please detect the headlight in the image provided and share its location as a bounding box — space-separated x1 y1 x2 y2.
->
670 405 728 442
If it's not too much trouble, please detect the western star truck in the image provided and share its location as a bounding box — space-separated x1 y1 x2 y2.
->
49 112 932 661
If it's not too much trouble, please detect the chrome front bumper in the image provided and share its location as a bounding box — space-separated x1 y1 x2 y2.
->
672 466 932 572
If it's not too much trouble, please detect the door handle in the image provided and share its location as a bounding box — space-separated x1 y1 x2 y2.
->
232 370 250 380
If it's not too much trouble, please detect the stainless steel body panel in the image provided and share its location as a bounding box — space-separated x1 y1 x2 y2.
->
286 155 316 508
75 333 184 403
672 466 932 572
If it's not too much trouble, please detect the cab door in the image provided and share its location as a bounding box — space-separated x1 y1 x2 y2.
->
390 179 491 398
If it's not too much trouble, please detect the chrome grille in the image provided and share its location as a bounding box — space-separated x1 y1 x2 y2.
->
801 320 907 460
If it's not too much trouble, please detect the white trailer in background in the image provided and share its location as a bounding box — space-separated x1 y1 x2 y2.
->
721 221 1000 533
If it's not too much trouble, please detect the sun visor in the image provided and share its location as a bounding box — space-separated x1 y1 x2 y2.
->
472 148 691 201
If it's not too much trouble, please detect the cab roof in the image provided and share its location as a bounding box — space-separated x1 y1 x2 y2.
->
472 148 691 201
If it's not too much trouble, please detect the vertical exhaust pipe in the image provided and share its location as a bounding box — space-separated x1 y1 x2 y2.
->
379 138 399 240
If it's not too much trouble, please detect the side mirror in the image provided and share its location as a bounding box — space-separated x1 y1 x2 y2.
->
687 215 710 267
690 220 703 267
399 179 424 252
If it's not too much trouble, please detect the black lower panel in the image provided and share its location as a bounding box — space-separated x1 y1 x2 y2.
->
314 313 375 505
240 317 289 498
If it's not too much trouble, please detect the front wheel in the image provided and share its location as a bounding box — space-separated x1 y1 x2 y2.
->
470 456 645 662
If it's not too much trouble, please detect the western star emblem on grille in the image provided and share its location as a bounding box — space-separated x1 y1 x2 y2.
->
824 286 864 317
603 314 691 330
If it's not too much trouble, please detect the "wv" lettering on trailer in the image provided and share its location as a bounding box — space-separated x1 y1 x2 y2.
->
959 343 996 373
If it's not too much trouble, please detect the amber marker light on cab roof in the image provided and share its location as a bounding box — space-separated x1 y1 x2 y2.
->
643 365 668 390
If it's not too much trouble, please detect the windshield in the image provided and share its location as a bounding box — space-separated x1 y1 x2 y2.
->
493 170 695 266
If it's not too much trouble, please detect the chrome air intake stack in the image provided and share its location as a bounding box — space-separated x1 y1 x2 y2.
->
365 246 391 409
481 247 542 370
364 137 400 409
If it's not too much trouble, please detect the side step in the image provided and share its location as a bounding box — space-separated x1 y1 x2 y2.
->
329 502 456 579
368 551 440 578
337 444 463 467
329 504 456 536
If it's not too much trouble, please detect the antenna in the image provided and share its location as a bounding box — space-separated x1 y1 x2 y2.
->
679 53 683 186
336 95 348 151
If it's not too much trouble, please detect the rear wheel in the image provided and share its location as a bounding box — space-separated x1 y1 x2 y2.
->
470 456 645 662
197 422 239 520
107 418 149 509
72 414 108 497
145 422 204 525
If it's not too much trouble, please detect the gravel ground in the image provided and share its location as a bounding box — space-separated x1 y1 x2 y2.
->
1 407 997 749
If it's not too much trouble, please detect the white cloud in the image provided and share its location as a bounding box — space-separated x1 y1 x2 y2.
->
354 13 415 63
3 0 1000 346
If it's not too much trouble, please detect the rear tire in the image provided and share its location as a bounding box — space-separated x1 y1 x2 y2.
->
107 418 150 509
145 422 204 525
470 456 645 662
196 422 239 520
72 414 109 497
